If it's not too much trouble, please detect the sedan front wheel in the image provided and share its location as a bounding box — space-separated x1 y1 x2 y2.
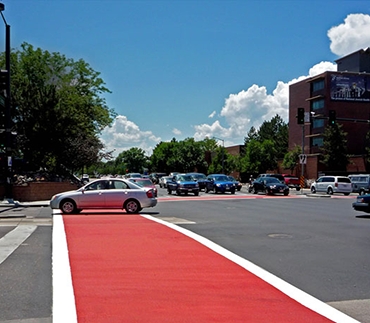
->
60 199 78 214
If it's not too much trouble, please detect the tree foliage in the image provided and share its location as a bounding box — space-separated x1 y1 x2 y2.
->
150 138 209 174
241 139 277 174
241 115 288 175
207 146 235 174
115 147 149 174
321 123 349 171
2 43 115 175
282 145 302 172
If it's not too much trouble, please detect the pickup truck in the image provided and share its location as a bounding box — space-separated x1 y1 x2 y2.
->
167 174 200 196
282 174 301 191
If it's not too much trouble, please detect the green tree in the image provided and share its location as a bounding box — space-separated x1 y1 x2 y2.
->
208 146 235 174
150 139 178 174
241 139 277 174
175 138 208 173
115 147 149 174
150 138 208 174
282 145 302 173
257 115 288 158
321 123 349 172
3 43 115 175
244 126 258 146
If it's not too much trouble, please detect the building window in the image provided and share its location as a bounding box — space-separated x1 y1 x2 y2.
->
312 137 323 147
312 79 325 91
312 119 324 128
311 99 324 111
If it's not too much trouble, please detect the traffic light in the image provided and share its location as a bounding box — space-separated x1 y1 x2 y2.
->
297 108 304 124
0 70 7 92
328 110 336 125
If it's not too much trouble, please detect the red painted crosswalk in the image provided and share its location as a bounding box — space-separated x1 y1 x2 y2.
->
52 212 359 322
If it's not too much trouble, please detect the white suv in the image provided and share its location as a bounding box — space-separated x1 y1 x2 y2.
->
310 176 352 195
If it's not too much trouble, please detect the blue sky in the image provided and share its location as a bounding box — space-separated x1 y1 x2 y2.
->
3 0 370 156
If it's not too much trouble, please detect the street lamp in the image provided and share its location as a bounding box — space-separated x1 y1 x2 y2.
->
213 136 224 174
0 3 12 200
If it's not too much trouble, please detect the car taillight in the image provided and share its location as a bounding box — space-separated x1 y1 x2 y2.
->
335 182 338 187
146 190 154 198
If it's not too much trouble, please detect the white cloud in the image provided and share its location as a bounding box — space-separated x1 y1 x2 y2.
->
172 128 182 135
208 111 216 118
193 12 370 145
193 60 336 144
328 14 370 56
101 115 160 156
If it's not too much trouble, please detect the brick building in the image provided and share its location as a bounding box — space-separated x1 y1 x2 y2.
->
289 48 370 179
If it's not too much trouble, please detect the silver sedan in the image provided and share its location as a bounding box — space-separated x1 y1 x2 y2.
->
50 178 157 214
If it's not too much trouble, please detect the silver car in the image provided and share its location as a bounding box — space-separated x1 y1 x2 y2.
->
50 178 157 214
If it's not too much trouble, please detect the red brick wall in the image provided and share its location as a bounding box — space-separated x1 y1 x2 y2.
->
0 182 79 202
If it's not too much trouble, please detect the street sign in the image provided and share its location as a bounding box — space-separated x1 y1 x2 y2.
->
299 154 307 164
304 112 310 123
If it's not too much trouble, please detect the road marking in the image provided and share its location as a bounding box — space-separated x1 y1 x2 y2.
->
141 213 360 323
52 212 78 323
157 217 196 224
0 225 37 266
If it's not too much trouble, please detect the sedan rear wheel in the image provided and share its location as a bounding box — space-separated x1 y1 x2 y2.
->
124 199 142 214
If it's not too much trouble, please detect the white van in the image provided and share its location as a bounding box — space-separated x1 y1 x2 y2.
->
310 176 352 195
348 174 370 195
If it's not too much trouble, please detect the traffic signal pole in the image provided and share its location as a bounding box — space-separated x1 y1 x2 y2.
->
301 123 305 194
0 6 13 201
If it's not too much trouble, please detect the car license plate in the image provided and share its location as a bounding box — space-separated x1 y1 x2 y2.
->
280 189 283 192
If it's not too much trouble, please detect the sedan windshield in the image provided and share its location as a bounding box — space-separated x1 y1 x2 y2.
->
178 175 193 181
265 177 281 184
214 175 229 181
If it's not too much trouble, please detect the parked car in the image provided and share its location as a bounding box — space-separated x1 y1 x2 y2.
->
187 172 207 190
125 173 142 179
348 174 370 195
256 173 285 183
128 178 158 197
352 194 370 213
167 174 199 196
251 177 289 195
81 173 90 184
227 176 242 191
310 176 352 195
159 176 172 188
205 174 236 194
149 172 167 184
282 174 301 191
50 178 157 214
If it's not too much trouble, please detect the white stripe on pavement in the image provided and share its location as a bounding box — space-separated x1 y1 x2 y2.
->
0 225 37 265
52 212 77 323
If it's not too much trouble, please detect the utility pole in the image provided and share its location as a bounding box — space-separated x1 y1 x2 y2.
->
0 4 13 201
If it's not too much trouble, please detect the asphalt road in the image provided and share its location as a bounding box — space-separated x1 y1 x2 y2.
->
0 189 369 322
